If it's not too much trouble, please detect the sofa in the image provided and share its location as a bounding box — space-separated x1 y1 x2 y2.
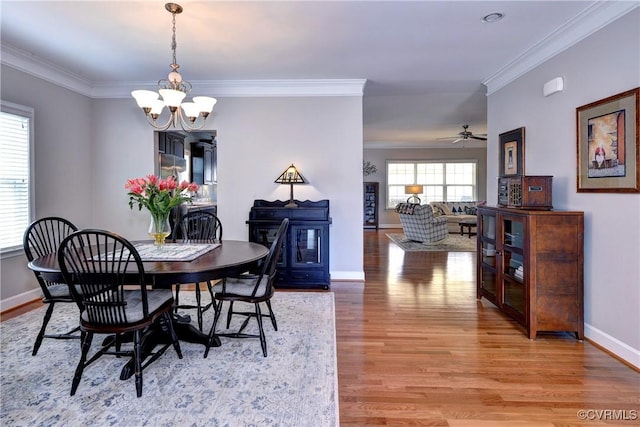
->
395 203 448 243
429 201 480 233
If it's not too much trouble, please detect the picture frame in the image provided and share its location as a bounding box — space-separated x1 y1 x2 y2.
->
499 127 525 177
576 87 639 193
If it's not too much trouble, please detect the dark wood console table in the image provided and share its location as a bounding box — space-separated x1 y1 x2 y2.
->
247 199 331 289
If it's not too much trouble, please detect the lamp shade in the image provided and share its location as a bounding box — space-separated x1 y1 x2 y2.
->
275 164 307 208
274 164 307 184
404 185 423 195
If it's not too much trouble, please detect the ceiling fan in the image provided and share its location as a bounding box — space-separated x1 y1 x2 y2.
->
440 125 487 143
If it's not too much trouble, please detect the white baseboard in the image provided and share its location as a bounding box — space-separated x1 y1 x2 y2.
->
378 223 402 229
1 288 41 313
330 271 365 281
585 323 640 369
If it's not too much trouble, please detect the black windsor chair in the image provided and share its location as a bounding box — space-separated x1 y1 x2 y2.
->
204 218 289 358
23 216 81 355
58 229 182 397
172 210 223 331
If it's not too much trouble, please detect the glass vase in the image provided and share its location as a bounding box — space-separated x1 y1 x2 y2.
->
148 211 171 246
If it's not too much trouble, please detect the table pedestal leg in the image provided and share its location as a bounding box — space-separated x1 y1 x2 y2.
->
118 315 221 380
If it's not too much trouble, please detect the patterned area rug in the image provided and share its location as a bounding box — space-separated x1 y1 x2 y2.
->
387 233 477 252
1 292 338 427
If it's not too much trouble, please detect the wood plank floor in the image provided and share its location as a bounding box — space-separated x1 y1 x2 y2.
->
334 229 639 426
3 229 638 426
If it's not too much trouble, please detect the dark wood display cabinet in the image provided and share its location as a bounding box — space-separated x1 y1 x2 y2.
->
477 205 584 339
363 182 379 229
247 199 331 290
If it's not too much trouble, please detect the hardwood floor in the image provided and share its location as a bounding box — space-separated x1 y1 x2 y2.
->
334 229 639 426
3 229 638 426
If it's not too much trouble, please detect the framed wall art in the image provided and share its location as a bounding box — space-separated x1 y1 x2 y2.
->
576 87 639 193
499 127 525 177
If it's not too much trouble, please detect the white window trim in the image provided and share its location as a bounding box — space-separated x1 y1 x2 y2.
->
386 159 478 209
1 100 35 259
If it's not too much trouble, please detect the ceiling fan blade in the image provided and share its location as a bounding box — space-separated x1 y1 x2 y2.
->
452 137 463 144
469 135 487 141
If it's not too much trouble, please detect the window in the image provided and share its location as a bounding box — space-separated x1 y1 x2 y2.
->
0 101 34 254
387 160 476 208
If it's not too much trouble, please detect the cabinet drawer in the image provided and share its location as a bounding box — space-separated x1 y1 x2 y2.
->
250 208 328 221
288 269 327 282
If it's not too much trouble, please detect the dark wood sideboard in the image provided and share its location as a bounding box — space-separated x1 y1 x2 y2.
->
247 199 331 290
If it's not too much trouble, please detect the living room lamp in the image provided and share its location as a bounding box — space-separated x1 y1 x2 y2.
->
405 185 423 204
131 3 217 132
274 164 308 208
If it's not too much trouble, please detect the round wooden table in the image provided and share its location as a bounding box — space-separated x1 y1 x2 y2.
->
28 240 269 379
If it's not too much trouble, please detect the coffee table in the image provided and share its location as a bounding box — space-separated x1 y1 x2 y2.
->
459 218 477 237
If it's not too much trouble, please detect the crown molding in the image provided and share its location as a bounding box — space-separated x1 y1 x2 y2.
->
364 140 487 150
93 79 367 98
483 1 639 95
0 42 94 96
1 42 365 98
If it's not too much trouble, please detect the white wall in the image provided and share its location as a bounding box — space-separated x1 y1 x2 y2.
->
89 96 365 281
0 65 93 308
487 10 640 367
0 75 366 309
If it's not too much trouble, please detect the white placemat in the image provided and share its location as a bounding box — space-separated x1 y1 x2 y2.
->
134 243 220 261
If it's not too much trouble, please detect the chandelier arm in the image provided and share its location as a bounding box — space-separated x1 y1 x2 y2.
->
145 113 174 131
176 109 207 132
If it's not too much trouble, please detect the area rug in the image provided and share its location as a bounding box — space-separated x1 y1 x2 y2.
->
0 292 338 427
387 233 477 252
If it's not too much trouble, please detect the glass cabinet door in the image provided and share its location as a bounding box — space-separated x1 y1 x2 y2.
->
291 225 324 268
501 215 526 320
478 209 498 304
250 225 286 267
480 213 497 268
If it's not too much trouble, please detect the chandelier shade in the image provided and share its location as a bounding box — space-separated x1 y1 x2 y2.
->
131 3 217 132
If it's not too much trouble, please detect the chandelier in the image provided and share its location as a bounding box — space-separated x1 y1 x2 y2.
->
131 3 217 132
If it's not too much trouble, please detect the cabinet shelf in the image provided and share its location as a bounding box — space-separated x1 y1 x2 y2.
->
363 182 379 229
476 206 584 340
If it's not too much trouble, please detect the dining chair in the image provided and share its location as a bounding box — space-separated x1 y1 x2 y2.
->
204 218 289 358
23 216 81 355
172 210 223 331
58 229 182 397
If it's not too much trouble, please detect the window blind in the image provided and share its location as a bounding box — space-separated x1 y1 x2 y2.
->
0 103 33 253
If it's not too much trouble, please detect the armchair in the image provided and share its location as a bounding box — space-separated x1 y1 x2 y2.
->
395 203 448 244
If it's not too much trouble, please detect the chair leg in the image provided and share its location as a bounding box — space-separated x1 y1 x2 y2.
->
162 312 182 359
133 329 143 398
173 284 181 314
71 331 93 396
265 300 277 331
226 301 234 329
32 303 55 356
195 282 203 331
204 301 223 359
206 280 217 314
255 303 267 357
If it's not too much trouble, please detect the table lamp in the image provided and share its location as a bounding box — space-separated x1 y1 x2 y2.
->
275 164 308 207
405 185 423 204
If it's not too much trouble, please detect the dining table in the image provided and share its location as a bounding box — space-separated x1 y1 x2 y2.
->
28 239 269 379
